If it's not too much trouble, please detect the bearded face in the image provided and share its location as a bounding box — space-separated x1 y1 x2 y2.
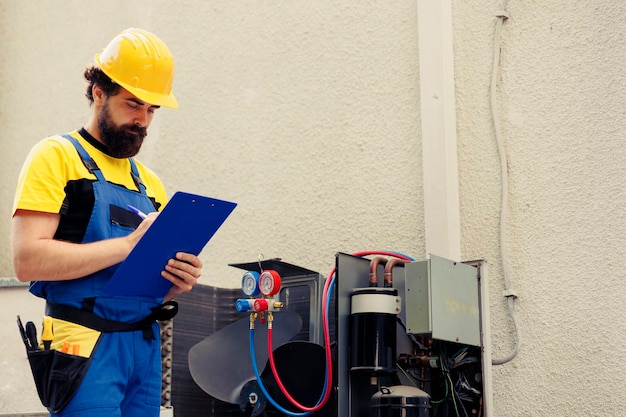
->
97 99 147 158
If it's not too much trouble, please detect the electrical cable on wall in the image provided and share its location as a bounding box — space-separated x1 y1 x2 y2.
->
490 0 521 365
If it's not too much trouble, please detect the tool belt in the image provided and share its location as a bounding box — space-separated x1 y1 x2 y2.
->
19 300 178 413
45 299 179 340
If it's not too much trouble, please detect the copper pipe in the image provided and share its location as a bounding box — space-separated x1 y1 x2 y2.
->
368 256 388 287
383 258 409 287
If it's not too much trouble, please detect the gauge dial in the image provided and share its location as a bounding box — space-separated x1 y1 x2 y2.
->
258 270 281 296
241 271 260 296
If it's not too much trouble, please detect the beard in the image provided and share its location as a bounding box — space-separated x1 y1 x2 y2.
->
97 101 147 158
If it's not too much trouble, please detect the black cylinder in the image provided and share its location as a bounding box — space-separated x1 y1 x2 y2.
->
350 288 399 375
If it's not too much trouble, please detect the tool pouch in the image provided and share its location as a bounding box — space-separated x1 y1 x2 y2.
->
24 300 177 413
23 315 103 414
27 345 95 413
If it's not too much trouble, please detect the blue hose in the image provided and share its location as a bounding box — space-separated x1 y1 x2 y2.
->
249 328 313 416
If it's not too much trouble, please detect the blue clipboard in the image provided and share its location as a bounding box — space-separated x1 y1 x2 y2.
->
102 191 237 298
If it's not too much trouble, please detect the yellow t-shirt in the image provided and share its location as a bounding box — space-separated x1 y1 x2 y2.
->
13 129 167 242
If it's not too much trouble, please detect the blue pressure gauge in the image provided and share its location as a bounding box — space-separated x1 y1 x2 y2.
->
241 271 261 296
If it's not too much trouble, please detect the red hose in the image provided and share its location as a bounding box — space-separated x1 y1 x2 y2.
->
268 326 330 411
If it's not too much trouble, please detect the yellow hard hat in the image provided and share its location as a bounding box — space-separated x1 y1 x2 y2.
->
95 28 178 108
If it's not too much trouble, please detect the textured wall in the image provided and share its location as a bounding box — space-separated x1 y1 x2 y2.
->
1 0 625 416
0 0 423 286
455 1 626 415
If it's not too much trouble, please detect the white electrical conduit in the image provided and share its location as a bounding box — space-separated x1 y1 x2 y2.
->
416 0 462 263
490 0 521 366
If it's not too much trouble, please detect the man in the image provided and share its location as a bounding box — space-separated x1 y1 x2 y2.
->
11 28 202 417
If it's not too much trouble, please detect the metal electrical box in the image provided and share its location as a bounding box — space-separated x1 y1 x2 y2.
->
404 254 480 346
335 252 492 417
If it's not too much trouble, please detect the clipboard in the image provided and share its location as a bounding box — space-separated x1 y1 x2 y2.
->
102 191 237 298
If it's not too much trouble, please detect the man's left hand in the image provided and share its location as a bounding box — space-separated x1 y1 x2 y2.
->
162 252 203 301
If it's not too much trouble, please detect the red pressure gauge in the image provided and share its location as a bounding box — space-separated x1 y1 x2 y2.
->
258 270 281 297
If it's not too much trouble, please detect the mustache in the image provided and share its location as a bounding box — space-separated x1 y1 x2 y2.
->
126 124 147 137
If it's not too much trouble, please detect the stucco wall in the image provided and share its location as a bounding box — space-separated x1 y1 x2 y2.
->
455 1 626 415
1 1 625 416
0 0 423 286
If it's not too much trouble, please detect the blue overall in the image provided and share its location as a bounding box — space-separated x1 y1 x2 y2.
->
31 135 164 417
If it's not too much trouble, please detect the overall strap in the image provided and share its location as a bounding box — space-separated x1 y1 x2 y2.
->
61 133 146 195
62 134 106 183
128 158 147 195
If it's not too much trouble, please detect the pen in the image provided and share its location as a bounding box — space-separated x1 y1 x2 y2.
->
127 205 147 219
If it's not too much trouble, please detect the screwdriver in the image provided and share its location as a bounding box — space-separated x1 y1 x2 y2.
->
42 317 53 350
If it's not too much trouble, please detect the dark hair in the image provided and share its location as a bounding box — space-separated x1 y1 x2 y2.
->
83 65 121 104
